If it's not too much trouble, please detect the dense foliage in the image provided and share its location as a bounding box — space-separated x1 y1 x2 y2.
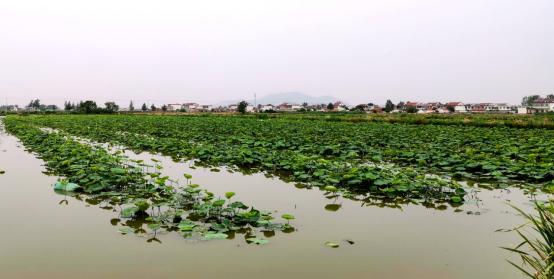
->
3 117 290 243
252 112 554 129
8 114 554 204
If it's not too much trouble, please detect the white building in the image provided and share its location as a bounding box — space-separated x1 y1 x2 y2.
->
517 106 529 114
485 103 511 113
445 102 467 113
199 105 213 112
276 103 301 112
166 104 182 111
259 104 275 112
531 98 554 113
181 103 200 112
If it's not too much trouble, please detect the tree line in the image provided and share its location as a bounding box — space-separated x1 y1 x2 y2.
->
62 100 167 113
21 99 171 114
521 94 554 106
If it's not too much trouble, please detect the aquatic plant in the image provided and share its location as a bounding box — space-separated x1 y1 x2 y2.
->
7 114 554 205
3 118 292 244
503 202 554 279
325 241 339 248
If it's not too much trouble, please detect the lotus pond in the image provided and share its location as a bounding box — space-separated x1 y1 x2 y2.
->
0 115 552 278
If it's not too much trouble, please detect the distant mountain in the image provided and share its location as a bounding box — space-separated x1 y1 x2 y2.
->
217 92 339 106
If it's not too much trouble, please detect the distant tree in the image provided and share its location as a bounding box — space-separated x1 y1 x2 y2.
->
40 104 58 112
129 101 135 112
105 102 119 113
384 99 395 113
141 103 148 112
521 95 540 106
302 102 308 108
396 101 405 110
150 104 157 111
161 105 168 112
237 101 248 114
327 103 334 111
66 102 75 111
353 104 367 112
406 106 418 113
547 94 554 99
64 101 73 111
28 99 41 109
446 105 455 113
80 100 98 114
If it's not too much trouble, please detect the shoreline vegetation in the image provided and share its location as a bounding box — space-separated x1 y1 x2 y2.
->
3 110 554 129
2 118 293 244
5 114 554 203
504 202 554 279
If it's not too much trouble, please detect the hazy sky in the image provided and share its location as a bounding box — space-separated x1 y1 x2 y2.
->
1 0 553 106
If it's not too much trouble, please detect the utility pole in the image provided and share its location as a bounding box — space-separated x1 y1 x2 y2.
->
254 93 257 112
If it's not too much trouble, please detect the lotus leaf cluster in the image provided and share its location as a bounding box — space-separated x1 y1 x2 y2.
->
3 118 291 243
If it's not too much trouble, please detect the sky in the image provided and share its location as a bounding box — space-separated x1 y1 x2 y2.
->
0 0 553 107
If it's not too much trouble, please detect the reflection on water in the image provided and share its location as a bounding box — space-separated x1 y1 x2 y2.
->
0 124 552 279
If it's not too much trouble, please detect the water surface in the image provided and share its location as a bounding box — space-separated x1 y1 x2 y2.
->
0 125 542 279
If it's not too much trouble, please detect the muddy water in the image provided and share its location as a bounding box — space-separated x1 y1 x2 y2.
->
0 124 544 279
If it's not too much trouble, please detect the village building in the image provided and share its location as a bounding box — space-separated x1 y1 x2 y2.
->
259 104 275 112
0 105 20 112
166 104 182 111
332 101 348 111
445 102 467 113
485 103 511 113
198 105 213 112
276 103 301 112
181 103 200 112
531 98 554 113
516 106 529 114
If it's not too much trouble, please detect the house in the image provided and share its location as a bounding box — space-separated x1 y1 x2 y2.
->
333 101 348 111
403 102 419 112
424 102 443 111
211 106 228 113
181 103 200 112
166 104 182 111
531 98 554 113
404 101 426 112
198 105 213 112
436 107 449 114
259 104 275 112
485 103 511 113
0 105 20 112
517 106 529 114
445 102 467 113
371 105 384 113
276 103 301 112
228 104 238 112
469 103 488 113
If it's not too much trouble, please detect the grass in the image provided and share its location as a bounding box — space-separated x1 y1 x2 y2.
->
504 201 554 278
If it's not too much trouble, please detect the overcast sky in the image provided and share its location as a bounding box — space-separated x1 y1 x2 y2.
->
1 0 553 107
